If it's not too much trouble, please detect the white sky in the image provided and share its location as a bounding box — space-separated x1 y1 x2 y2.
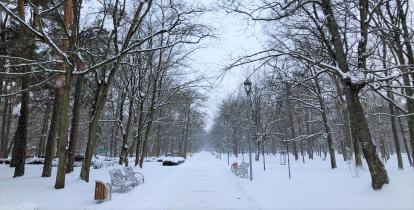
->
186 1 263 131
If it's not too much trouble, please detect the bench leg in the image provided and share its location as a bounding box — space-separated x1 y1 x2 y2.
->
107 183 112 201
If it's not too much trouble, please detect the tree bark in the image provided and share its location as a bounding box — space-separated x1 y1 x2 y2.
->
313 73 336 168
0 93 10 158
305 110 314 159
154 108 163 157
397 116 412 166
321 0 388 189
345 84 389 189
3 100 13 158
139 84 158 168
37 101 51 158
120 96 134 166
42 89 61 177
80 64 119 182
66 76 85 173
12 0 32 177
134 96 145 166
288 111 298 160
55 0 74 189
386 0 414 167
383 46 403 169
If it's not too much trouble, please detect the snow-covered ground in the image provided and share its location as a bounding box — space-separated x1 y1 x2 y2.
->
0 152 413 209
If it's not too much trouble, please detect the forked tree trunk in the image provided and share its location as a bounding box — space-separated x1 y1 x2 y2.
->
321 0 388 189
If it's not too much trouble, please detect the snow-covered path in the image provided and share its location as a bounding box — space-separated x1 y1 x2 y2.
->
112 152 256 209
1 151 413 209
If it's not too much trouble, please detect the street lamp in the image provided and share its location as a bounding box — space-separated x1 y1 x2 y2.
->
244 79 252 95
244 78 253 181
225 114 230 165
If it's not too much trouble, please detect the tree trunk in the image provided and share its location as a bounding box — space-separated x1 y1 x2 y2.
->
154 108 163 157
134 98 144 166
313 73 336 168
387 2 414 167
116 91 126 165
333 79 355 162
111 93 123 157
397 116 412 166
13 0 32 177
139 68 161 168
139 98 156 168
80 67 117 182
383 47 403 169
288 111 298 160
120 96 134 166
321 111 336 169
37 101 51 158
3 101 13 158
0 94 10 157
321 0 388 189
345 84 389 189
305 110 314 159
55 0 74 189
42 89 61 177
66 76 85 173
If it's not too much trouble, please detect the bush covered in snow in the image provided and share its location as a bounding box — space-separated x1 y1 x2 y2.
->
162 157 185 166
145 157 164 162
0 158 11 164
23 157 79 167
91 156 118 169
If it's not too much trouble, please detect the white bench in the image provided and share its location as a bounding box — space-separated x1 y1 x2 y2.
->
109 168 142 193
123 166 144 186
235 162 249 178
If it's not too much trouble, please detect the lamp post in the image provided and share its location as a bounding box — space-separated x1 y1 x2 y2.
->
244 78 253 181
225 114 230 165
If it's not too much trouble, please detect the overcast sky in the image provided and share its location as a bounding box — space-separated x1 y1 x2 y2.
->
185 1 263 131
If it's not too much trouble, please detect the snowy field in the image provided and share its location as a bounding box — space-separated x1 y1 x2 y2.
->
0 152 413 210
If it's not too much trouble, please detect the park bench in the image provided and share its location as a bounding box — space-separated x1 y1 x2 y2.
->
235 162 249 178
123 166 145 186
109 168 142 192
